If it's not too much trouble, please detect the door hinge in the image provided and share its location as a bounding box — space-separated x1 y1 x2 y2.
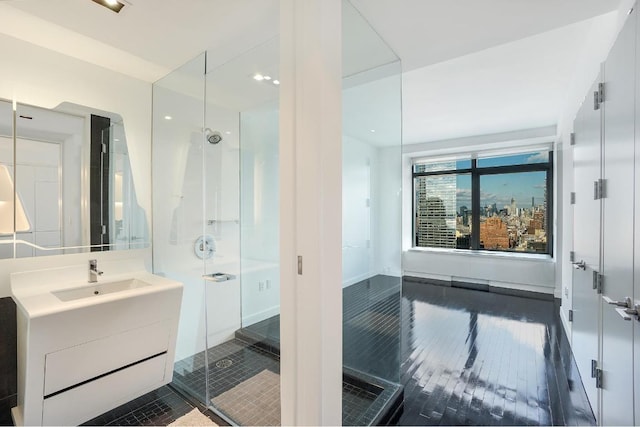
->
101 142 107 154
568 309 574 321
593 271 603 294
569 251 576 262
570 192 576 204
595 368 603 389
297 255 303 275
570 132 576 146
591 360 598 378
594 82 605 110
101 224 107 235
594 179 606 200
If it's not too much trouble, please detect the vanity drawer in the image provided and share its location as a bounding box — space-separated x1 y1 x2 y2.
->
43 320 170 396
42 353 167 426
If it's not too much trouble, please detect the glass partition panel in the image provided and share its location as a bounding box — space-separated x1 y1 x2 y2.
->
108 120 149 250
152 53 209 401
0 100 14 259
342 1 403 424
207 37 281 425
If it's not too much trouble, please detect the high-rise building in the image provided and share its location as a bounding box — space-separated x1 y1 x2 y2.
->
415 173 456 248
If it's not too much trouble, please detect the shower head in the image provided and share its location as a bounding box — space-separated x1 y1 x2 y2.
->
204 128 222 144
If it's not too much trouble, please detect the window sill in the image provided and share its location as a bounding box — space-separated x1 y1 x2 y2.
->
407 246 553 262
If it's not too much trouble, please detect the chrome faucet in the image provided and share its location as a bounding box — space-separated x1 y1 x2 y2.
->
88 259 103 283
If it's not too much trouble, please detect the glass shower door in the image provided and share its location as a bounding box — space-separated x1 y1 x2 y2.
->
203 38 281 426
152 53 211 402
341 1 403 425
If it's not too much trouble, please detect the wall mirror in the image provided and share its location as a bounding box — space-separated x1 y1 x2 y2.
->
0 99 148 259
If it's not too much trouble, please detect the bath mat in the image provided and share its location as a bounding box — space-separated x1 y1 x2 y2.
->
211 369 281 426
168 408 219 426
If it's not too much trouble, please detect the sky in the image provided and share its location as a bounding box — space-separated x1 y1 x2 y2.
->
453 152 548 210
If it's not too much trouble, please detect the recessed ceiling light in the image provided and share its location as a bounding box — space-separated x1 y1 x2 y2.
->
273 80 280 85
264 76 272 81
253 74 264 81
114 138 120 142
164 115 172 120
370 129 376 133
225 131 231 135
91 0 125 13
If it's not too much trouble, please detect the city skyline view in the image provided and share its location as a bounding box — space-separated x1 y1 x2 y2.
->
414 151 550 254
453 152 548 211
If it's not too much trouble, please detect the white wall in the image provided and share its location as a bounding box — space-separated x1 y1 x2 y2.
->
342 137 403 286
239 106 280 326
0 33 152 297
342 135 377 286
152 69 243 358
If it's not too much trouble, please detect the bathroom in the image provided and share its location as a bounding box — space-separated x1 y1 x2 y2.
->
0 0 401 425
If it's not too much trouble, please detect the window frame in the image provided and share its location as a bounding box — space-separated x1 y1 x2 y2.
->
412 151 553 255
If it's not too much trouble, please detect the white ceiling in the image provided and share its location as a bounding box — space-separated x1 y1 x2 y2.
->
0 0 626 145
350 0 621 73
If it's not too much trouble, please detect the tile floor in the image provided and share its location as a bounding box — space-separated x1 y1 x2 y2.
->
172 338 391 426
0 278 596 426
82 385 223 426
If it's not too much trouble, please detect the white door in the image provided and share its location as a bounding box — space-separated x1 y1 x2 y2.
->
601 8 636 426
571 74 602 416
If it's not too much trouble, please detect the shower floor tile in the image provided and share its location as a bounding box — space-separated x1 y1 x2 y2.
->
172 338 388 426
81 385 223 426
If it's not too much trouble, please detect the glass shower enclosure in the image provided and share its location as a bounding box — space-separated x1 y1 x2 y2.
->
152 1 402 425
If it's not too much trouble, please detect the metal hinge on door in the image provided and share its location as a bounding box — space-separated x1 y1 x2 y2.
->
595 368 603 389
593 271 603 294
568 310 574 321
570 192 576 204
569 251 576 262
594 83 605 110
102 143 107 154
594 179 606 200
570 132 576 145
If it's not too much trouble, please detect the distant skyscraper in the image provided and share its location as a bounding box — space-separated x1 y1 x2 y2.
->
415 172 456 248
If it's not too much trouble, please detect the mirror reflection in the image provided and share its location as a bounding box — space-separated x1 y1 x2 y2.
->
0 100 148 259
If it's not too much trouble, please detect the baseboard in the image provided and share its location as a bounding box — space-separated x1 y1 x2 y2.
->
404 275 555 301
559 306 572 342
403 275 451 287
342 271 376 288
241 306 280 327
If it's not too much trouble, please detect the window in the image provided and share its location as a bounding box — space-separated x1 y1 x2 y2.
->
413 150 552 254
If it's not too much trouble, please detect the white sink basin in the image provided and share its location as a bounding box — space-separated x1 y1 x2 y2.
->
52 279 152 302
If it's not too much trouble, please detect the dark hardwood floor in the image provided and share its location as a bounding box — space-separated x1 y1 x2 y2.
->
397 279 595 426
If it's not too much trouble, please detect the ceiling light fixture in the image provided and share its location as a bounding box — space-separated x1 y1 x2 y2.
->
264 76 272 81
91 0 125 13
370 129 376 133
272 80 280 85
253 74 265 81
164 115 172 120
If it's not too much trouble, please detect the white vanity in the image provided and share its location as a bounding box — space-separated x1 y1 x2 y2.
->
9 259 183 426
